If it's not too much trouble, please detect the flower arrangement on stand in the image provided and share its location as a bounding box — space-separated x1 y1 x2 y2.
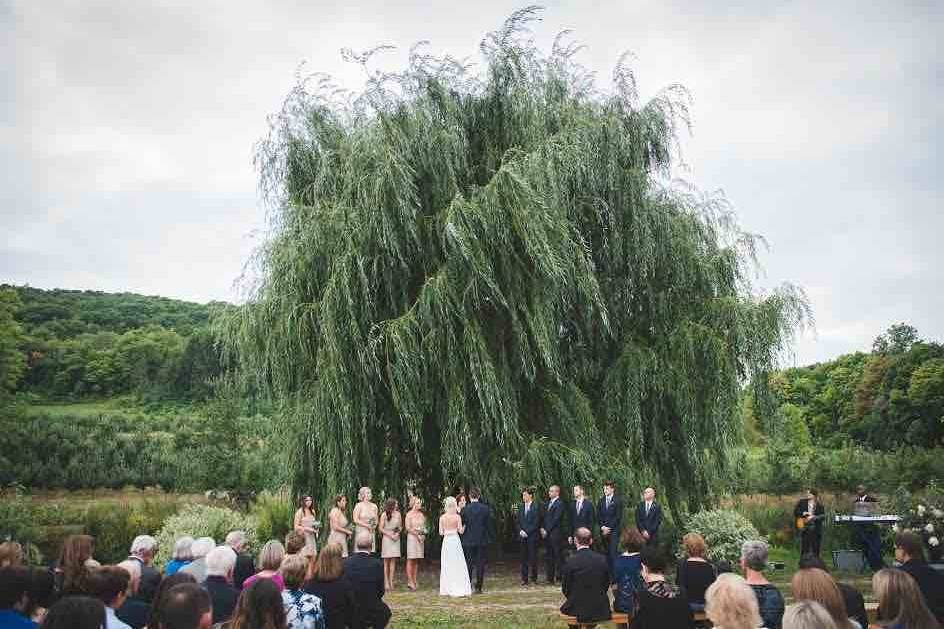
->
895 500 944 563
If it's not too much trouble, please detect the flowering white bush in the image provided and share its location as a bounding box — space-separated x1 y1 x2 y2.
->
154 504 259 567
897 496 944 560
685 509 763 564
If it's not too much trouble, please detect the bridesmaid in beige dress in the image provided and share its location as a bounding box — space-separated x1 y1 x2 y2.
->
352 487 379 553
379 498 402 591
293 495 319 554
404 496 427 591
326 495 353 557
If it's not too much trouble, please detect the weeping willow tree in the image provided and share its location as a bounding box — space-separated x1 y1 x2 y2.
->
218 8 809 514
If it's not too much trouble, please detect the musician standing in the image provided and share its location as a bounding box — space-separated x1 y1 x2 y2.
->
793 489 825 557
853 484 885 570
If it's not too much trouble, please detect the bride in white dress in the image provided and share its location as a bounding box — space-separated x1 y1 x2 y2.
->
439 496 472 597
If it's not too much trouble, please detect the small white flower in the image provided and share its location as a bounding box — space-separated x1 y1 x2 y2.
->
930 537 940 548
892 524 900 532
926 523 935 534
917 505 927 516
933 509 944 519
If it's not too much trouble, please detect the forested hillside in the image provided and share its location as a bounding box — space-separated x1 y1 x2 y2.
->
0 285 225 401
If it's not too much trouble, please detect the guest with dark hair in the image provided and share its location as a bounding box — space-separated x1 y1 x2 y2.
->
0 566 35 628
86 566 133 629
25 567 56 624
798 555 868 629
39 596 106 629
55 535 99 597
612 528 644 614
894 532 944 623
158 583 212 629
741 540 785 629
872 568 940 629
224 579 286 629
676 533 717 611
631 546 694 629
285 533 307 557
304 544 356 629
146 572 196 629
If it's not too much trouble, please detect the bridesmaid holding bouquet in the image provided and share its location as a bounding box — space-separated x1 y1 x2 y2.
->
379 498 402 590
353 487 379 553
327 495 353 557
405 496 427 591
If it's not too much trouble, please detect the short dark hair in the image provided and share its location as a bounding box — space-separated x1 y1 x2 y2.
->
640 545 667 573
894 532 925 560
26 567 56 614
620 527 645 553
40 596 106 629
469 488 481 500
87 566 130 605
522 487 533 497
797 554 829 572
808 489 819 497
147 572 197 629
284 531 306 555
604 480 616 488
159 583 211 629
0 566 30 609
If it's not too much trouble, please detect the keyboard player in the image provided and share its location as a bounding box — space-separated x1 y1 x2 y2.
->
853 484 885 570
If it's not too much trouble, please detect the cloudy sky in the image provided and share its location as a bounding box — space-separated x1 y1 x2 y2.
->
3 1 941 366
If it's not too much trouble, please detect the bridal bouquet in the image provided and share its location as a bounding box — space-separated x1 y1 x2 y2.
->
366 516 377 530
311 520 322 533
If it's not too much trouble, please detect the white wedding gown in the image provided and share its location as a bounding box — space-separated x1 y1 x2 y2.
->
439 528 472 597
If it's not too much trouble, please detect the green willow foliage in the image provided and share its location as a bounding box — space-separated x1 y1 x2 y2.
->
219 8 808 512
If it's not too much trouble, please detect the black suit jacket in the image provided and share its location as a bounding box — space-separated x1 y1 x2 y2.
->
900 559 944 622
571 499 594 535
128 558 161 604
115 598 149 629
543 499 565 537
517 502 541 538
234 553 255 589
305 577 358 629
461 501 491 547
635 501 663 538
560 548 611 623
792 499 825 532
344 552 386 615
204 575 239 624
597 496 622 532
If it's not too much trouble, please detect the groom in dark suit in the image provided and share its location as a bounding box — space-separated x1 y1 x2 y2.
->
541 485 565 584
596 480 622 575
634 487 663 546
517 487 541 586
460 487 491 594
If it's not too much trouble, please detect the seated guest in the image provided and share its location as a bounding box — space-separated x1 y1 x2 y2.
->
225 532 255 590
797 555 867 629
164 537 194 576
180 538 215 583
146 572 196 629
790 568 859 629
894 532 944 623
872 568 940 629
0 566 35 628
676 533 717 611
114 560 149 629
344 531 391 629
87 566 134 629
54 534 99 597
279 554 325 629
631 546 694 629
783 600 838 629
155 583 212 629
224 579 286 629
612 528 644 614
204 546 239 625
127 536 161 604
244 541 286 592
560 527 611 625
304 544 357 629
285 532 307 557
39 596 106 629
0 542 24 569
705 573 762 629
741 540 785 629
25 567 56 625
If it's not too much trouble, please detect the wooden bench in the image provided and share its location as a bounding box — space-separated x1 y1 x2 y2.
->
560 610 710 628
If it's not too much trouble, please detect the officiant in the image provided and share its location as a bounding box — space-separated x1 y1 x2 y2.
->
793 489 825 557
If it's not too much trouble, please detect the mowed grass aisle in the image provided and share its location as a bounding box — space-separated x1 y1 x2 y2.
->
385 559 879 628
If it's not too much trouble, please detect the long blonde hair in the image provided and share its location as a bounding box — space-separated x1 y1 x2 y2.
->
443 496 458 514
705 573 762 629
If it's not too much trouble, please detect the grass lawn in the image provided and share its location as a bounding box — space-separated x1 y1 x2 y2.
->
383 556 882 628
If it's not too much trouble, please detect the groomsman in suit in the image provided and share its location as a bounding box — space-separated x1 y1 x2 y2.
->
461 487 491 594
635 487 663 546
596 480 622 574
569 485 595 547
541 485 565 584
517 487 540 586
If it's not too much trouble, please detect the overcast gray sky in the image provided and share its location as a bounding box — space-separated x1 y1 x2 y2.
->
3 0 941 366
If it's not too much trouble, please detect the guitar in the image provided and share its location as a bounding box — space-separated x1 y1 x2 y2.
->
795 513 825 531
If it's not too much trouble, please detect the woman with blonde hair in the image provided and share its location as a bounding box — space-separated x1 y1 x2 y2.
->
326 495 352 558
783 600 839 629
404 495 427 591
705 573 762 629
244 540 287 591
438 496 471 597
791 568 858 628
352 487 378 554
872 568 940 629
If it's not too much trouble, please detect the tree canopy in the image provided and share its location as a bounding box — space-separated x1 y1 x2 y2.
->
219 8 807 512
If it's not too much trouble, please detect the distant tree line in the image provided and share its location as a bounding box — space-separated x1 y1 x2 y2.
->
0 285 225 401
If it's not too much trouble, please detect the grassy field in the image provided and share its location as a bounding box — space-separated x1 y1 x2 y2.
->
383 556 880 628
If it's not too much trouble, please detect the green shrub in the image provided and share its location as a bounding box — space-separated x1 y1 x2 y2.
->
685 509 763 564
251 492 295 545
0 493 44 564
154 504 258 567
84 499 180 564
